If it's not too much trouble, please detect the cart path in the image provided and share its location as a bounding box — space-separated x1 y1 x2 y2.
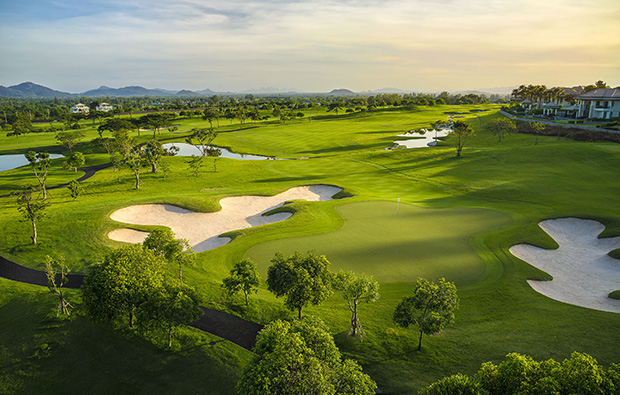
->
0 255 263 350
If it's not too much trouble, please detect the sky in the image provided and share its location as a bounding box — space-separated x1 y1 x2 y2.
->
1 0 619 93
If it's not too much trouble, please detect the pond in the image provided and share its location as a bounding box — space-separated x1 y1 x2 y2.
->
392 128 450 149
0 153 64 173
162 143 271 160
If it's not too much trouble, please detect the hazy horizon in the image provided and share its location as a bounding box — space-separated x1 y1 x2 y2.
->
1 0 619 93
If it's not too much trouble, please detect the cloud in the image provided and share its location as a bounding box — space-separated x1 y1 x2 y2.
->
1 0 619 92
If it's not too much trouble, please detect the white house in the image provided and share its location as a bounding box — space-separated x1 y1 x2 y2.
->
96 102 114 112
70 103 90 114
577 88 620 119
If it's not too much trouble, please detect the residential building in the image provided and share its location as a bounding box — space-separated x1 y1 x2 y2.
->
96 102 114 112
70 103 90 114
577 89 620 119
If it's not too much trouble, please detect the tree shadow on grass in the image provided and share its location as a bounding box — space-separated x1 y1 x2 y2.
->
0 294 245 395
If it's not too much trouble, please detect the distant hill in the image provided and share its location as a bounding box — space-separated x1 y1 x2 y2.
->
176 89 200 96
81 85 176 97
0 82 76 98
329 88 356 96
197 88 218 95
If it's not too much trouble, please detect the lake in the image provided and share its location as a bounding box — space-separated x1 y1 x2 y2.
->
0 153 64 173
162 143 271 160
393 128 450 149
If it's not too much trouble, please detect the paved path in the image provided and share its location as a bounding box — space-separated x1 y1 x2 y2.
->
0 255 262 350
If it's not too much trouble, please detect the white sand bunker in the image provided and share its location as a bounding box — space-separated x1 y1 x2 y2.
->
109 185 343 253
510 218 620 313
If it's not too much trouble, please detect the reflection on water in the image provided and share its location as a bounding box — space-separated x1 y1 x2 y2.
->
162 143 270 160
393 129 450 149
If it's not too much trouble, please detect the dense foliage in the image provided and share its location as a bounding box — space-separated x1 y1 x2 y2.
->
237 317 377 395
421 352 620 395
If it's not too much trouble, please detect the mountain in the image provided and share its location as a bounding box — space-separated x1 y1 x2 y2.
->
197 88 218 95
0 82 76 98
328 88 356 96
81 85 177 97
176 89 200 96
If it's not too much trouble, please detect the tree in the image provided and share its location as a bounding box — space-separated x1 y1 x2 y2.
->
530 121 545 145
126 146 143 189
15 185 49 244
44 256 73 317
143 140 165 173
98 118 132 138
7 113 31 137
82 245 165 328
393 277 459 351
222 258 261 306
488 118 516 143
139 112 174 138
64 151 84 173
451 120 475 158
56 130 84 152
143 228 194 283
24 151 51 199
267 251 334 319
328 102 343 115
420 374 480 395
333 271 379 338
185 127 221 171
202 106 218 128
110 152 124 182
135 281 202 348
67 180 83 200
186 155 205 177
237 317 376 395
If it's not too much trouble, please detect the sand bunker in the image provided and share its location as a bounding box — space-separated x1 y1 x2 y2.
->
510 218 620 313
109 185 343 252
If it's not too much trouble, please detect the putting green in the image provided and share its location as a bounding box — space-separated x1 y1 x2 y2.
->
245 201 510 284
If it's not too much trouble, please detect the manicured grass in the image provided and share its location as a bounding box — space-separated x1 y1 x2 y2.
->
2 104 620 394
246 201 510 285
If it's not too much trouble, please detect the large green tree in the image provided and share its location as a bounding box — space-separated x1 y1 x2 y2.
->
143 228 194 284
393 277 459 351
333 271 379 338
82 245 166 328
139 112 174 138
267 251 334 319
143 140 165 173
423 352 620 395
97 118 132 138
222 258 261 306
56 130 84 152
451 120 475 158
488 118 516 143
237 317 376 395
135 281 202 348
64 151 84 173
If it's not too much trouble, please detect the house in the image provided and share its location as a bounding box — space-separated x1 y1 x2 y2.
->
96 102 114 112
576 89 620 119
70 103 90 114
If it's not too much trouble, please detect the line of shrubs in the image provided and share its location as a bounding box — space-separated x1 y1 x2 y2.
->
516 121 620 143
